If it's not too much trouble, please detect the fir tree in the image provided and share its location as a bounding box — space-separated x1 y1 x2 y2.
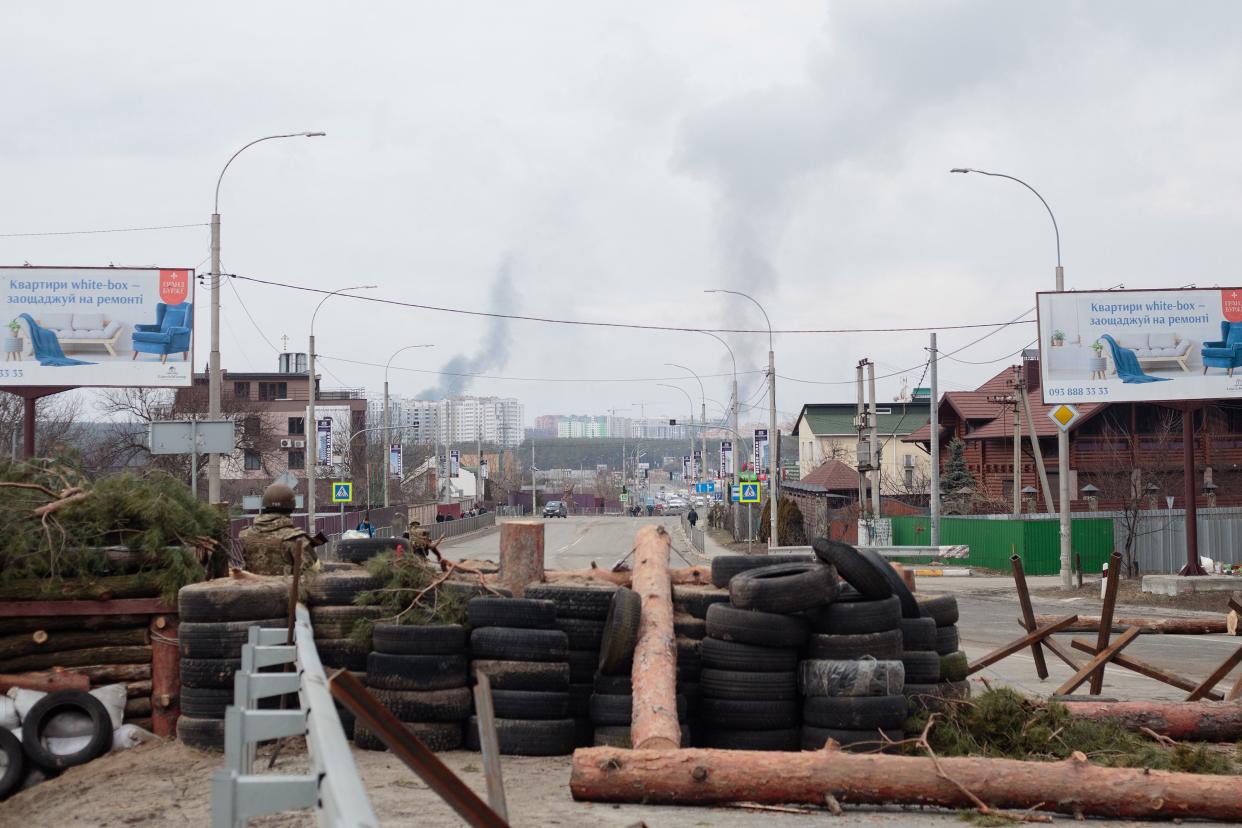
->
940 437 976 514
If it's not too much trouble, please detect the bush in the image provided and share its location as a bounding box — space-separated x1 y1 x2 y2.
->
758 495 807 546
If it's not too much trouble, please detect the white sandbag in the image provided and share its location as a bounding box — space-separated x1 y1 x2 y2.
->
10 683 127 736
112 724 159 751
340 530 369 540
45 733 95 755
0 696 17 730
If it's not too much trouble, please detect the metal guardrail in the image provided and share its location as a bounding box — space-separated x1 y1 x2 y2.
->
425 511 496 541
680 513 705 555
769 544 970 560
211 606 378 827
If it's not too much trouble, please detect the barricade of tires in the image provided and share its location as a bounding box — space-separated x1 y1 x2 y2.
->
463 596 576 755
906 593 969 712
308 567 386 738
356 623 471 752
334 536 410 566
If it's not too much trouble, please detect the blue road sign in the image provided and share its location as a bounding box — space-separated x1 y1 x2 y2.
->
332 481 353 503
740 482 760 503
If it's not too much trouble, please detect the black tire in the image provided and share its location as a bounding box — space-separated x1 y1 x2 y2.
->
699 668 797 701
556 617 605 649
356 721 462 752
468 597 557 630
316 638 369 671
673 614 706 640
598 587 641 675
178 578 289 623
801 725 902 751
440 581 513 601
799 659 905 697
310 605 384 639
179 617 287 659
180 658 241 690
306 570 383 606
935 625 961 656
177 714 225 750
898 617 937 652
700 637 798 672
806 595 902 635
181 685 233 719
917 593 960 627
806 629 903 661
671 586 730 619
366 652 469 691
704 604 809 648
592 725 692 749
373 624 467 656
710 554 814 588
463 716 576 756
490 690 570 720
728 562 838 614
470 660 570 691
700 727 800 751
811 539 892 600
802 695 908 730
940 651 969 683
593 672 632 694
22 691 112 770
588 693 688 726
699 698 799 730
858 547 919 618
336 537 409 565
567 649 597 683
675 637 701 674
470 627 568 663
370 687 473 722
523 584 615 619
0 728 25 801
901 651 941 684
568 683 593 718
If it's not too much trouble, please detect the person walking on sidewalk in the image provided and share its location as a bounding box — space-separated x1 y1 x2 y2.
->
687 506 699 529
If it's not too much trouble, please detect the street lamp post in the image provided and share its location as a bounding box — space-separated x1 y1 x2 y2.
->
307 285 376 534
951 167 1071 588
209 131 325 504
698 330 741 537
667 364 706 492
383 344 435 508
658 384 696 490
707 289 779 547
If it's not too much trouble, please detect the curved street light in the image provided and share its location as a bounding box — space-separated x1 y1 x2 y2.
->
658 383 696 487
208 131 325 503
383 344 435 507
668 363 706 488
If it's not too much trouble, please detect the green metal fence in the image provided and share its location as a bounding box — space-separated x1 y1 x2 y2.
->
888 515 1115 575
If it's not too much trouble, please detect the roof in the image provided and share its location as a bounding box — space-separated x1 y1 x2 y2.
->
799 459 861 491
793 401 931 438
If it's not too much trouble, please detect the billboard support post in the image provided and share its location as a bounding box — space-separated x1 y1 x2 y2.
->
1180 405 1207 576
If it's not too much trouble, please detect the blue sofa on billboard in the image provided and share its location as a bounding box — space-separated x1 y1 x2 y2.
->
132 302 193 363
1201 321 1242 377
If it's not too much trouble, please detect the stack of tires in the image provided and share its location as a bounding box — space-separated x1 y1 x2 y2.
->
306 568 382 675
524 583 616 746
357 623 471 752
907 593 970 711
464 597 576 756
698 560 836 751
176 579 289 749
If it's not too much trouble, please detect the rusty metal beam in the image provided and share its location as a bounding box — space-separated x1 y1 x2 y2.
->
1055 626 1140 696
1090 552 1123 695
1070 637 1221 700
967 615 1079 676
1011 554 1048 679
1187 644 1242 702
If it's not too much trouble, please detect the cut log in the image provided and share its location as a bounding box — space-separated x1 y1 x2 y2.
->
498 521 544 597
79 663 151 683
1033 614 1227 635
629 525 679 751
542 565 710 588
570 746 1242 820
150 614 180 738
0 627 148 659
0 614 154 635
126 718 153 731
126 679 153 698
0 669 89 693
1061 699 1242 742
0 574 162 601
124 696 152 717
0 645 151 672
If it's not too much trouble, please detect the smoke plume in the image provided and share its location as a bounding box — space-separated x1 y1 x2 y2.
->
417 256 515 399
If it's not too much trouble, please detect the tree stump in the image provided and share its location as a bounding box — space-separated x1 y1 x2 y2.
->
499 521 544 597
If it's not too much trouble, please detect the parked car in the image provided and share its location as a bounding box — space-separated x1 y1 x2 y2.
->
542 500 568 518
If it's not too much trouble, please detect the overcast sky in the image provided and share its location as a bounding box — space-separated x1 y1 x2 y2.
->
3 2 1240 428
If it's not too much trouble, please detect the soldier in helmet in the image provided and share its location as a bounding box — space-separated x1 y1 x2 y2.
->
235 483 321 576
404 519 442 562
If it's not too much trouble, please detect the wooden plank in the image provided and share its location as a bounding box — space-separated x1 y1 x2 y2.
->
1010 555 1048 680
1090 553 1123 695
471 672 508 823
967 615 1079 676
1055 626 1140 696
1187 644 1242 702
1070 638 1222 700
0 598 174 618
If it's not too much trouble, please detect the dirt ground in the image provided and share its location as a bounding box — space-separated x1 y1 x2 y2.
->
1032 575 1240 614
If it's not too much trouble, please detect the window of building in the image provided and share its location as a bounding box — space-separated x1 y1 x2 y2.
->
288 417 305 435
904 467 914 488
244 450 262 471
234 382 250 399
288 450 305 469
259 382 288 401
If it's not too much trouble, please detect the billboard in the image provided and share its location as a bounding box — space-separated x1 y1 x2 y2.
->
1038 288 1242 404
753 428 768 473
720 440 733 476
389 443 403 478
0 266 193 387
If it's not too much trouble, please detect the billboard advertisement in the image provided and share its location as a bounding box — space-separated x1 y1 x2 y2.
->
0 266 193 387
450 449 460 477
720 440 733 476
390 443 403 478
1038 288 1242 404
753 428 768 473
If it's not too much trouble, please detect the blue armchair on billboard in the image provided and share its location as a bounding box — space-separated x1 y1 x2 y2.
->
132 302 193 363
1200 321 1242 377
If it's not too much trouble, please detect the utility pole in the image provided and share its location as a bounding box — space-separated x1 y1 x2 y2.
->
986 380 1021 518
868 360 880 520
856 360 867 510
768 344 778 548
531 439 537 516
929 333 940 546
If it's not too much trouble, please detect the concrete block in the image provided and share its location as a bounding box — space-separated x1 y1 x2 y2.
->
1142 574 1242 596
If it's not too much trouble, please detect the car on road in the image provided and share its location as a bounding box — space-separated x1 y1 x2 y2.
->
542 500 568 518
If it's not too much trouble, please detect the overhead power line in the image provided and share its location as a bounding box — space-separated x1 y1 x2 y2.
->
0 222 208 238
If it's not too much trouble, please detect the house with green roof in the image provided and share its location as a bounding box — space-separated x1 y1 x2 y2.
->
791 400 932 496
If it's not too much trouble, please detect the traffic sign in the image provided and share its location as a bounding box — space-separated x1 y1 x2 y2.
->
739 482 760 503
331 481 353 503
1047 403 1081 432
620 493 628 503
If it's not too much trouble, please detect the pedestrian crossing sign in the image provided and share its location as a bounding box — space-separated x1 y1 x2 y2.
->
332 482 353 503
740 482 760 503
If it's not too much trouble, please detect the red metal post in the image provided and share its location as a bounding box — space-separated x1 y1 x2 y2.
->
149 614 180 738
1180 406 1206 576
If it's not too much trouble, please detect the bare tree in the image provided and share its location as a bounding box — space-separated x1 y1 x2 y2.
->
0 391 84 461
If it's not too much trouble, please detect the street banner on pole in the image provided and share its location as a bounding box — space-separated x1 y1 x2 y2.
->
682 455 691 480
389 442 403 478
317 418 333 464
480 458 489 479
753 429 768 475
720 440 733 476
450 449 460 477
693 449 702 478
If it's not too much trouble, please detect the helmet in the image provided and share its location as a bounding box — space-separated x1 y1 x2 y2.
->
261 483 296 514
